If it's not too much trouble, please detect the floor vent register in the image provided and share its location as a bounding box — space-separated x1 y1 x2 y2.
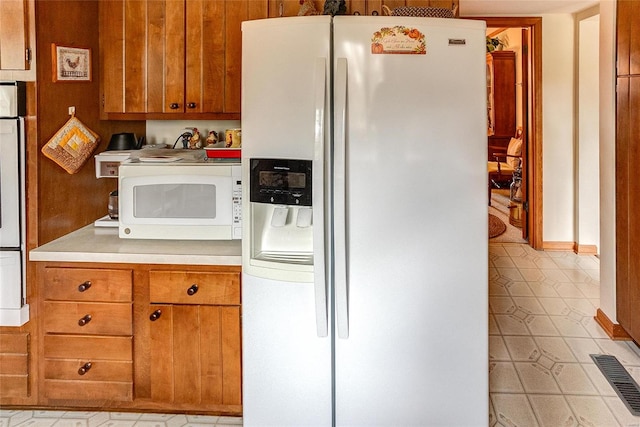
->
590 354 640 416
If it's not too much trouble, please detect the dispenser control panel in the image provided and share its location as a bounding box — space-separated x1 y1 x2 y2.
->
250 158 312 206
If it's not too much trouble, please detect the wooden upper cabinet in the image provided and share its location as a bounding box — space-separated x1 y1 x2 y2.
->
617 0 640 77
487 51 516 138
100 0 268 118
0 0 30 70
185 0 225 114
269 0 458 17
616 0 640 343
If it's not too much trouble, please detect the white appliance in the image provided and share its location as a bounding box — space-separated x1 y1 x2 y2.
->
241 16 488 426
94 150 132 178
0 81 29 326
118 160 242 240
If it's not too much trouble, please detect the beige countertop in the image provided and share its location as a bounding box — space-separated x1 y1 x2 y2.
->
29 224 242 266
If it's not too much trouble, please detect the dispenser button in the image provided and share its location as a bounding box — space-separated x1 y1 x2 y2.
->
296 208 312 228
271 207 288 227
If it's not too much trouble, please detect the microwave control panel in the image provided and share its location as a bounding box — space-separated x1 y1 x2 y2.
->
232 165 242 239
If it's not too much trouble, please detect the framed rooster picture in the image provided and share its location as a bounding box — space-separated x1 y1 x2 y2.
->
51 44 91 82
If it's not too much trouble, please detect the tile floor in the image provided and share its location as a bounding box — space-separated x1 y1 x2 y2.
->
0 411 243 427
2 243 640 426
489 242 640 427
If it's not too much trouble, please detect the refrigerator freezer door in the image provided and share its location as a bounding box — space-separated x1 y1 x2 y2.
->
241 16 332 427
333 17 488 426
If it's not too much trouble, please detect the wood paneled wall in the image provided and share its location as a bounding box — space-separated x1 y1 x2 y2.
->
31 0 144 246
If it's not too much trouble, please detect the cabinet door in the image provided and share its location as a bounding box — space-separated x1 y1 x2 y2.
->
100 0 145 113
149 0 185 113
616 0 640 77
0 0 29 70
616 76 640 343
489 51 516 139
148 304 241 406
101 0 268 115
616 1 640 343
100 0 185 114
185 0 225 113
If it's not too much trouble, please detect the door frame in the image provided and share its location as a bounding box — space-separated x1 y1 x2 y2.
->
470 16 543 249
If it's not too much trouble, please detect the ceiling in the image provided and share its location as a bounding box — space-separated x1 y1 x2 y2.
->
459 0 599 16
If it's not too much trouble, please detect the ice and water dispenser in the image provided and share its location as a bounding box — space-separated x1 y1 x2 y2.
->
246 158 315 279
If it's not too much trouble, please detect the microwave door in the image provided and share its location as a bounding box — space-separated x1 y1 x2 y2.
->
133 182 225 222
118 164 241 241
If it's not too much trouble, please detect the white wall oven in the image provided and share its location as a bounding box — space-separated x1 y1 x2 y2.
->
0 81 29 326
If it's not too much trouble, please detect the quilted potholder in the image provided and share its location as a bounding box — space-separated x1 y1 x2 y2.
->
42 115 100 174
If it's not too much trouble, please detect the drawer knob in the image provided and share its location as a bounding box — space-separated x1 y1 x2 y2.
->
187 284 199 296
78 362 92 375
78 281 92 292
149 309 162 321
169 103 180 110
78 314 92 326
187 102 196 109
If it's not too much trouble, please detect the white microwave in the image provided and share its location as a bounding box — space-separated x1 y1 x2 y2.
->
118 162 241 240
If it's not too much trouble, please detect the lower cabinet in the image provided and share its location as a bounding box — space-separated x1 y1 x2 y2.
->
149 305 241 406
36 262 242 414
40 266 134 402
147 270 242 408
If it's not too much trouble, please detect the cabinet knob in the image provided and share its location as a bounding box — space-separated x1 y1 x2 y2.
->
187 102 197 109
78 314 92 326
187 284 199 296
149 309 162 321
78 281 92 292
78 362 92 375
169 103 180 110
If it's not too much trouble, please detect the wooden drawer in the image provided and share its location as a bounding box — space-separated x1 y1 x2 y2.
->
0 333 29 397
149 271 240 305
43 301 132 335
0 353 28 374
44 359 132 382
43 267 132 302
0 332 29 374
43 379 133 401
0 376 28 398
43 335 132 361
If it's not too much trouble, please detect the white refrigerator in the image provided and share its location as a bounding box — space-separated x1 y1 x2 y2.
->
241 16 488 426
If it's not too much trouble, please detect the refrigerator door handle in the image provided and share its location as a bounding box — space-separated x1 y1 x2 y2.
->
334 58 349 339
313 57 328 338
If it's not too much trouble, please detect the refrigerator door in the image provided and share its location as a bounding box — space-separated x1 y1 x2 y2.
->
333 17 488 426
241 17 333 427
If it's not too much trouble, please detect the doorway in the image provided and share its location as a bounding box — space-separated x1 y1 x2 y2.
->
475 17 543 249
